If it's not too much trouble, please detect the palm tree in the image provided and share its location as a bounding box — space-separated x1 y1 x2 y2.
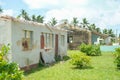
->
96 27 101 33
32 15 36 22
17 9 30 20
88 24 96 31
31 15 44 23
108 29 115 37
49 17 57 26
61 19 68 24
71 17 79 27
108 29 113 34
36 15 44 23
87 24 92 30
103 29 108 34
92 24 96 31
81 18 89 28
87 26 92 30
102 29 115 37
88 24 101 33
0 7 3 13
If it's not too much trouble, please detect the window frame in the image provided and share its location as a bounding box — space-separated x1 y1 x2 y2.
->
22 30 33 51
43 32 54 49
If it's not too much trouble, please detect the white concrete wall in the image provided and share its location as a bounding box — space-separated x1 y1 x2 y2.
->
0 18 12 45
11 21 42 67
10 20 67 67
0 18 12 62
0 16 67 68
104 37 111 45
53 29 67 57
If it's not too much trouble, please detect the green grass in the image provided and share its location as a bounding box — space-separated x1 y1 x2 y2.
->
24 51 120 80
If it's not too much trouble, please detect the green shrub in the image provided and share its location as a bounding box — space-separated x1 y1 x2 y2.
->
0 44 24 80
78 43 88 54
70 51 91 68
114 47 120 69
79 43 101 56
90 45 101 56
63 56 70 61
55 55 61 62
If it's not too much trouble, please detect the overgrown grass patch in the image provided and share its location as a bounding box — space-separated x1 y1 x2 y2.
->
24 50 120 80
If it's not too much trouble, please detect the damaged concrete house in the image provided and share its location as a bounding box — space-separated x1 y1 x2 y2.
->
56 22 108 49
0 15 67 70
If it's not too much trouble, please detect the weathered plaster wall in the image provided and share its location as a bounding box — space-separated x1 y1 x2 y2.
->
10 20 67 67
0 16 67 68
57 31 67 57
0 18 12 62
104 37 111 45
0 18 12 45
11 21 41 67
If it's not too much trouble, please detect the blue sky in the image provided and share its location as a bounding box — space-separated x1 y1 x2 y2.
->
0 0 120 35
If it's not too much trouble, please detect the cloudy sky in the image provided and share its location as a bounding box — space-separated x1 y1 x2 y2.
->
0 0 120 34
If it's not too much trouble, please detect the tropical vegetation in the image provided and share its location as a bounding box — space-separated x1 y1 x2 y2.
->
79 43 101 56
17 9 44 23
71 17 79 27
81 18 89 28
0 7 2 13
32 15 44 23
69 51 91 68
25 51 120 80
103 28 115 37
114 47 120 69
17 9 31 20
0 44 23 80
49 17 57 26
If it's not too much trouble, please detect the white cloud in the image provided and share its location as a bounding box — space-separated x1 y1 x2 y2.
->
108 9 120 25
23 0 59 9
2 9 14 16
96 6 120 28
23 0 120 31
23 0 88 9
60 0 88 9
22 0 88 22
106 0 120 8
44 7 105 23
45 8 86 22
45 6 120 30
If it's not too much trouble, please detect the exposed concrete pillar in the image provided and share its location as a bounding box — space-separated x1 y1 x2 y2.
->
88 31 92 45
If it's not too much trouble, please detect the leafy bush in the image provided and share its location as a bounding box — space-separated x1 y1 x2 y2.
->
79 43 101 56
0 44 24 80
90 45 101 56
70 51 91 68
63 56 70 61
78 43 91 55
114 47 120 69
